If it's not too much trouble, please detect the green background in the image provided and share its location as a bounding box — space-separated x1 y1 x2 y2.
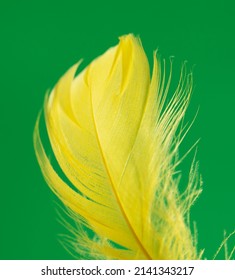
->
0 0 234 259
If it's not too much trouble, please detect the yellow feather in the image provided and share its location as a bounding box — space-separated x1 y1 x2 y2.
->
33 34 203 259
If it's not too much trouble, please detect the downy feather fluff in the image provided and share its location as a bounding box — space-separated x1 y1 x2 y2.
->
33 34 203 259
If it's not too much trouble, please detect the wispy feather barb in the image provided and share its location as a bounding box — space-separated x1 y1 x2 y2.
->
34 34 203 259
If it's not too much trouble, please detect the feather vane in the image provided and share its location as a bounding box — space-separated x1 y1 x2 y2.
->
34 34 202 259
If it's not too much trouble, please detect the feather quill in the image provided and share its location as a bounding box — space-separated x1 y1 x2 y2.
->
33 34 203 259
